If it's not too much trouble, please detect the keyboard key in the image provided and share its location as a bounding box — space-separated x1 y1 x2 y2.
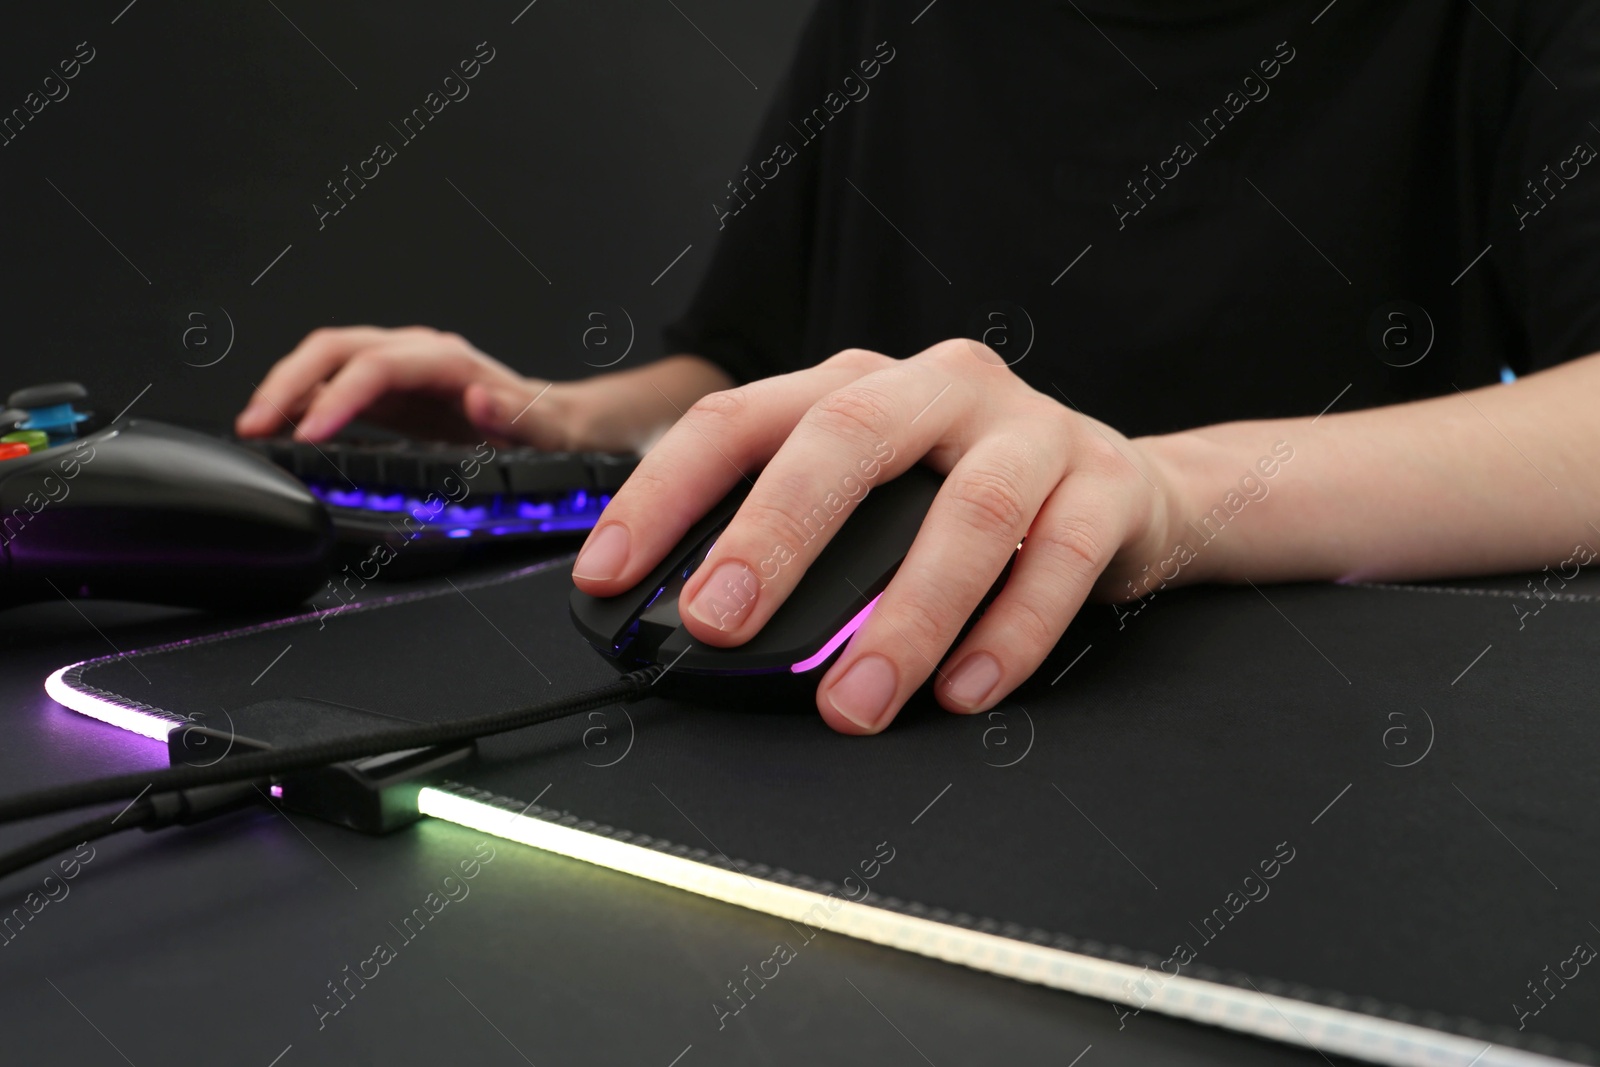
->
505 451 589 494
590 452 638 490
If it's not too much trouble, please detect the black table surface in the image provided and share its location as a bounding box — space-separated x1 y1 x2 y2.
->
8 546 1585 1067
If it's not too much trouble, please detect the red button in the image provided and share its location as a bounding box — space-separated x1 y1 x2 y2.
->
0 442 29 461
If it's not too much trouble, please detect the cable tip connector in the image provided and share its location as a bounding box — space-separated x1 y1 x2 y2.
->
622 664 667 696
140 779 269 830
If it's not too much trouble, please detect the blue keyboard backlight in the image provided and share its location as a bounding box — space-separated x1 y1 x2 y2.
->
307 482 609 539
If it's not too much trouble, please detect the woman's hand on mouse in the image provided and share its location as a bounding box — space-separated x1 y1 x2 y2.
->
234 325 732 452
571 340 1187 734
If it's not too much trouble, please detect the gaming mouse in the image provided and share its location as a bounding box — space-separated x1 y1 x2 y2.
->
0 418 334 610
570 465 947 698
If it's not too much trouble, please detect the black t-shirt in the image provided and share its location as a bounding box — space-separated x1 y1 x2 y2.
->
663 0 1600 437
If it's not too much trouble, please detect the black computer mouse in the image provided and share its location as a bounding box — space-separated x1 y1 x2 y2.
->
571 464 964 701
0 418 334 610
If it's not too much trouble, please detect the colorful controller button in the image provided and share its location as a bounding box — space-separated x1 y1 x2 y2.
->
7 381 90 444
0 442 30 461
1 430 49 452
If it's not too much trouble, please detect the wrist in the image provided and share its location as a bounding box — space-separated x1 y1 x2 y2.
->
540 377 649 453
1136 428 1302 586
1124 430 1236 589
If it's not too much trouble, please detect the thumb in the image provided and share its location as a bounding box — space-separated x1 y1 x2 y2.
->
463 380 566 450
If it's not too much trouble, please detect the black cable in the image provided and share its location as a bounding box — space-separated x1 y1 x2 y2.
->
0 805 150 883
0 779 270 884
0 667 662 827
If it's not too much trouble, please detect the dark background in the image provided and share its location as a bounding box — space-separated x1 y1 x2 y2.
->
0 0 816 423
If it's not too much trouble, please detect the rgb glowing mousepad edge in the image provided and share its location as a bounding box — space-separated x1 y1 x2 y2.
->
49 558 1600 1066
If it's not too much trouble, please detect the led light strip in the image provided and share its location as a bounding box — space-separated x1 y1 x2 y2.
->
45 665 185 741
41 558 578 744
418 786 1577 1067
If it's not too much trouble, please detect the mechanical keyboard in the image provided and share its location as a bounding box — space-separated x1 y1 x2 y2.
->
233 436 638 549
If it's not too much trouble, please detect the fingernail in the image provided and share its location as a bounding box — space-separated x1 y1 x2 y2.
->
683 560 759 630
944 652 1001 710
573 523 630 581
827 654 898 731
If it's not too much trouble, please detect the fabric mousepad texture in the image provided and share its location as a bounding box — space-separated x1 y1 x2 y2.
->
67 558 1600 1060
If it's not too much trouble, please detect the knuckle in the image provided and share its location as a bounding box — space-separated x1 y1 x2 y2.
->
825 347 889 374
348 347 392 370
878 593 952 665
302 326 345 351
948 460 1032 536
809 386 895 444
1003 594 1061 653
734 492 812 558
1076 428 1125 473
685 387 749 427
963 339 1004 366
929 337 1001 369
439 335 479 365
1035 513 1108 575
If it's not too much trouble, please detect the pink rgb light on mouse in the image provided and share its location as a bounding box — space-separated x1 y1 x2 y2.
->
789 594 881 673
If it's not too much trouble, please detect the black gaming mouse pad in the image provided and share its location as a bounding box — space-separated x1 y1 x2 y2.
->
60 558 1600 1065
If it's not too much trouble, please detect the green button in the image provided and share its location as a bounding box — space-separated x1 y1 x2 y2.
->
2 430 49 452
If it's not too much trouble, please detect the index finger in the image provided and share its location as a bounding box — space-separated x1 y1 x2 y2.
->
236 326 396 436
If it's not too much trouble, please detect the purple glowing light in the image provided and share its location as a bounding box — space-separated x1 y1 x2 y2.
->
790 594 881 674
45 558 582 747
269 784 284 798
323 487 367 508
309 487 417 513
44 665 179 740
309 480 607 537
